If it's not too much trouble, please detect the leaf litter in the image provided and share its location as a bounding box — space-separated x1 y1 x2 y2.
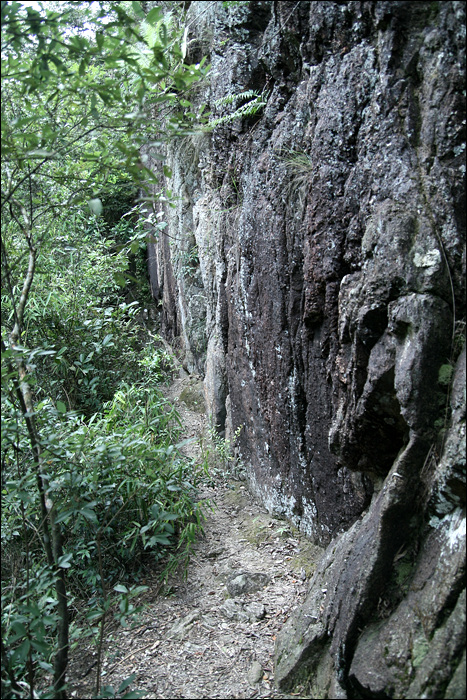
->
68 371 323 699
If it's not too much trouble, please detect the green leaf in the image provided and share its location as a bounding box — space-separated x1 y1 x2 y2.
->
129 586 149 597
38 660 54 672
54 508 74 525
114 272 127 287
145 7 163 25
96 31 104 50
27 149 56 158
147 534 171 546
86 609 104 621
114 584 129 593
131 2 145 18
438 363 454 386
10 621 27 639
102 334 114 347
119 674 137 693
57 553 73 568
79 507 98 524
160 512 179 521
12 638 31 663
56 400 67 413
31 638 51 654
90 92 99 118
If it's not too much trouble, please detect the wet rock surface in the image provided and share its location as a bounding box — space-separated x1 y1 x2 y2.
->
144 1 465 697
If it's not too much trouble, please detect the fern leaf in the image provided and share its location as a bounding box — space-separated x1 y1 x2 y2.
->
213 90 257 108
208 91 268 128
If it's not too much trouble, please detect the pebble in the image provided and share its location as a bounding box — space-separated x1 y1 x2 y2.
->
247 660 264 685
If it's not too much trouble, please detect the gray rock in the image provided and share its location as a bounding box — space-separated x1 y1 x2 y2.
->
145 0 466 696
219 598 266 622
346 527 466 699
147 0 464 544
444 650 467 700
226 571 271 597
244 601 266 621
219 598 250 623
247 660 264 685
178 379 206 413
167 610 201 640
275 347 466 696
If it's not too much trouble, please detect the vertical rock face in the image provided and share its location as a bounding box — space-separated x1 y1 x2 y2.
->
145 2 465 696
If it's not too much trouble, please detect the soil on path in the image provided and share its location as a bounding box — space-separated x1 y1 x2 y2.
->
69 370 323 699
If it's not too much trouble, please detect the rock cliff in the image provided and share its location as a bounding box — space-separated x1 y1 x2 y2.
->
144 1 465 696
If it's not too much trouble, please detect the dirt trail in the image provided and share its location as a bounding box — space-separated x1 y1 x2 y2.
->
69 371 323 699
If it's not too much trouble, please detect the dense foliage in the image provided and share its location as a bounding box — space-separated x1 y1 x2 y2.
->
1 2 210 698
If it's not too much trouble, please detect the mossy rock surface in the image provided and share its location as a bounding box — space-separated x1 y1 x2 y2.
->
289 542 323 578
224 485 323 577
179 379 206 413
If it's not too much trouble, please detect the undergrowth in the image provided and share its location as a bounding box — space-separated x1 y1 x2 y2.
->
198 424 245 481
1 217 209 699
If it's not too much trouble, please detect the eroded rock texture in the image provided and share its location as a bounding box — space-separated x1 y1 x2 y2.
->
144 1 465 696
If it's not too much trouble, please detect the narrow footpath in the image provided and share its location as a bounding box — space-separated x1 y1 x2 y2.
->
69 370 323 699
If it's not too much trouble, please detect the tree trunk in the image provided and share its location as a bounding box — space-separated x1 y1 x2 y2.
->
2 219 70 699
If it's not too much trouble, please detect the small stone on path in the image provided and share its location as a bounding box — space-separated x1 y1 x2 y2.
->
167 610 200 640
226 571 271 597
219 599 266 622
248 660 264 685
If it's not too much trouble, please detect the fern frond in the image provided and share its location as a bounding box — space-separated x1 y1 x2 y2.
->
213 90 258 108
208 91 268 128
141 11 173 49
